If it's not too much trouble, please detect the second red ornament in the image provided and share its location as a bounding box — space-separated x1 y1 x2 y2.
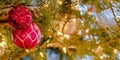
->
12 23 41 49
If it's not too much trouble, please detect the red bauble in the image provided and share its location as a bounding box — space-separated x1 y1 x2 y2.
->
12 23 41 49
8 5 32 29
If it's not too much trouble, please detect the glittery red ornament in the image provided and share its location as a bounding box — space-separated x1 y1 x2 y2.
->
8 5 32 29
12 23 41 49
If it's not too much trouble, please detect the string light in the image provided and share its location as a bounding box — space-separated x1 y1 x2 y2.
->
93 46 103 54
86 29 89 33
63 47 67 53
96 40 100 44
100 54 110 59
72 18 76 22
64 14 68 19
0 40 6 48
2 41 6 45
64 34 70 39
97 46 103 51
58 0 62 5
100 55 104 59
25 50 29 52
46 39 51 43
57 31 63 35
0 43 4 48
114 49 119 54
78 30 82 35
40 52 44 57
44 1 50 7
44 4 49 7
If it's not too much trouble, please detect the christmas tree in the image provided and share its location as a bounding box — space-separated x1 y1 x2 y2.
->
0 0 120 60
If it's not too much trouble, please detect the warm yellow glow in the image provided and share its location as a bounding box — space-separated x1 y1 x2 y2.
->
100 56 103 59
57 31 63 35
25 50 29 52
44 2 50 7
64 34 70 39
2 36 6 41
46 39 50 43
58 0 62 5
100 54 110 59
96 41 100 44
98 46 101 49
78 30 82 35
44 4 49 7
64 14 68 19
63 47 66 53
2 41 6 45
40 52 44 57
0 40 6 48
0 43 4 48
86 29 89 33
72 18 76 22
93 46 103 54
114 49 119 54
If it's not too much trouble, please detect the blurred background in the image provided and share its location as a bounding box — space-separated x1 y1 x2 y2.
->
0 0 120 60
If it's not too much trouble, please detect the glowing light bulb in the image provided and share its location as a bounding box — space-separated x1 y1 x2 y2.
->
100 55 103 59
46 39 50 43
25 50 29 52
78 30 82 35
86 29 89 33
57 31 63 35
0 41 6 47
0 43 4 48
100 54 109 59
114 49 119 54
2 41 6 45
40 52 44 57
64 34 70 39
72 18 76 22
63 47 66 53
58 0 62 5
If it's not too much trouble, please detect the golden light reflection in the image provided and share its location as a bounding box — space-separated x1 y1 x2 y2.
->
63 47 66 53
114 49 119 54
0 40 6 48
64 14 68 19
100 54 110 59
44 2 50 7
72 18 76 22
92 46 103 54
2 41 6 45
25 50 29 52
78 30 82 35
100 56 103 59
40 52 44 57
86 29 89 33
64 34 70 39
57 31 63 35
0 43 4 48
46 39 51 43
58 0 62 5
